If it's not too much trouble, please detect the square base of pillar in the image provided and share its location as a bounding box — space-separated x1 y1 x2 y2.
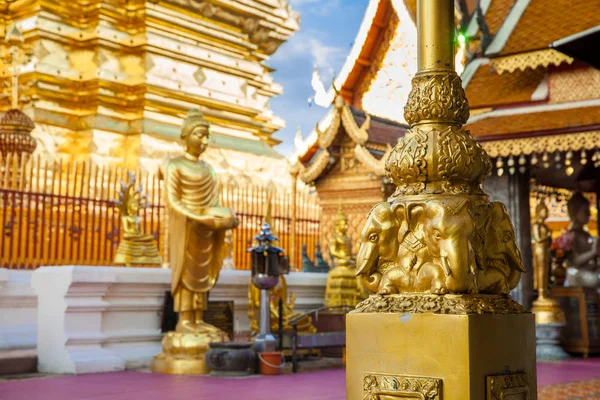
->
347 312 537 400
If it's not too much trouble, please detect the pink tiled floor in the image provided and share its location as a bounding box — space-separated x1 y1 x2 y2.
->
2 360 600 400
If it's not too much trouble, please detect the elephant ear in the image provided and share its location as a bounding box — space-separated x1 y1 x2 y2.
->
391 203 408 243
406 202 425 238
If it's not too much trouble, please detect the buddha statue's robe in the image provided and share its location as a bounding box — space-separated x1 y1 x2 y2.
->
164 155 226 314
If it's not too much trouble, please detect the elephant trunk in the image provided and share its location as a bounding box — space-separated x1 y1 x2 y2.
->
439 239 471 292
356 244 380 293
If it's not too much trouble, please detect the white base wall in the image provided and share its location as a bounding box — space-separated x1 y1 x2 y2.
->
2 267 327 374
32 266 171 374
0 269 37 353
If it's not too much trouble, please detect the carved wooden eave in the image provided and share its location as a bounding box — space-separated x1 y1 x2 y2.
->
296 94 393 184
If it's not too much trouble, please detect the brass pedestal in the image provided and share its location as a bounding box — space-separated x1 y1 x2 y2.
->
152 330 223 375
347 312 537 399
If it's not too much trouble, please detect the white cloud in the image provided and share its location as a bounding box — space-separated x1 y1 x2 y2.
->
271 31 345 84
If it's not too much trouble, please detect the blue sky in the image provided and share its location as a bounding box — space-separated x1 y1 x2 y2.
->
269 0 368 156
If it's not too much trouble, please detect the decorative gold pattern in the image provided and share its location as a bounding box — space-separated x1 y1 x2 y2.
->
354 0 526 304
0 109 37 159
404 71 470 126
486 373 530 400
491 49 573 75
481 131 600 158
299 149 331 183
353 143 391 177
354 294 526 315
363 373 442 400
298 92 388 184
160 0 298 55
385 125 491 197
549 67 600 104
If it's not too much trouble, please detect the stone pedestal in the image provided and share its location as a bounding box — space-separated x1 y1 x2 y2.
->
32 266 170 374
536 323 570 361
347 312 537 400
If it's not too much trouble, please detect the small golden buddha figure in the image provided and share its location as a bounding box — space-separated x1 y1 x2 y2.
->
152 109 239 375
566 192 599 287
114 172 161 266
248 275 316 334
329 204 355 268
531 201 565 325
324 204 363 307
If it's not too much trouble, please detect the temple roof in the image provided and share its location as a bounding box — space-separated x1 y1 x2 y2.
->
462 0 600 162
330 0 413 103
468 102 600 140
489 0 600 56
465 62 546 108
295 94 406 183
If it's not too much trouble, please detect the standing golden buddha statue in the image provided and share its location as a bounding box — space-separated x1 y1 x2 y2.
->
113 172 162 266
152 109 239 375
324 204 363 307
531 201 565 324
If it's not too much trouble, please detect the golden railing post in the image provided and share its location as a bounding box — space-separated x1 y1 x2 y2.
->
346 1 537 398
289 165 299 271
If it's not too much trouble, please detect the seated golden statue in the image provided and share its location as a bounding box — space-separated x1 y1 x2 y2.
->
566 192 599 287
114 172 161 266
324 205 364 307
248 275 316 334
152 109 239 375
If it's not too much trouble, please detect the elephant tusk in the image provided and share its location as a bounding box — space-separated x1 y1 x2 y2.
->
441 256 452 277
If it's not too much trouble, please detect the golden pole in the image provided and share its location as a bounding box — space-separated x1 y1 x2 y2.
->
346 0 537 398
417 0 454 71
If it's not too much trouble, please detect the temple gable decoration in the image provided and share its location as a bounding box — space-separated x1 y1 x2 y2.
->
295 90 395 185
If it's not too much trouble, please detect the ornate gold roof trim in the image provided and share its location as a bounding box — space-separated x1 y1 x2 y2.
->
354 143 391 177
298 94 387 183
481 130 600 158
299 149 330 184
490 49 573 75
341 106 369 145
316 112 341 149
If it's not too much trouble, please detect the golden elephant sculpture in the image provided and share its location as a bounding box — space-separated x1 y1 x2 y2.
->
356 198 525 295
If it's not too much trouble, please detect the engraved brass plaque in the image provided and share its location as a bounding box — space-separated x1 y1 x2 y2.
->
363 374 442 400
486 373 530 400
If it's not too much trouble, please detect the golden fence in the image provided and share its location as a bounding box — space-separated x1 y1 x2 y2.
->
0 154 321 270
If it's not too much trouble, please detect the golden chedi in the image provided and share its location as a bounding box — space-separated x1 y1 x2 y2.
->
152 109 239 375
347 1 536 398
113 172 161 266
324 204 362 307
